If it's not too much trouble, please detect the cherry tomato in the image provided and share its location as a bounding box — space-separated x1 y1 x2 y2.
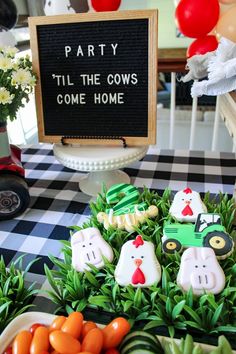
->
49 330 81 354
29 323 45 336
79 352 94 354
61 312 83 339
12 330 32 354
3 347 12 354
30 326 49 354
49 316 67 332
81 328 103 354
81 321 97 340
104 349 120 354
102 318 130 349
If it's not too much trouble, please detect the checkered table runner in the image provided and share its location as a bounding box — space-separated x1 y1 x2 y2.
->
0 144 235 311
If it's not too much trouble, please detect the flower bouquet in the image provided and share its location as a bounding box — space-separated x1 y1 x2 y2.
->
0 45 36 123
0 46 36 220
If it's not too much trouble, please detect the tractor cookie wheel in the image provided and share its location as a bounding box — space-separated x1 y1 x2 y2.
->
162 239 182 254
203 231 234 259
0 174 30 221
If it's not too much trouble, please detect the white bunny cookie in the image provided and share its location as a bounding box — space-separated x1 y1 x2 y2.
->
71 227 113 272
115 235 161 287
177 247 225 295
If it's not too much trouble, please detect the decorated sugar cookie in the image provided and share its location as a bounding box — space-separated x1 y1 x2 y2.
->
177 247 225 295
169 188 207 222
115 235 161 287
97 205 158 232
71 227 114 272
97 183 158 232
106 183 140 213
163 213 234 259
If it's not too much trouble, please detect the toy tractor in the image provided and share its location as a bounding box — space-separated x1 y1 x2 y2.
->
162 213 234 259
0 123 30 221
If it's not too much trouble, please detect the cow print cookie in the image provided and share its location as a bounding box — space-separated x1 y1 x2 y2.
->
115 235 161 287
177 247 225 296
71 227 114 272
169 187 207 222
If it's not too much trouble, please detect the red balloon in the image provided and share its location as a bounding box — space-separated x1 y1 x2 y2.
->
175 0 220 38
91 0 121 12
187 35 219 58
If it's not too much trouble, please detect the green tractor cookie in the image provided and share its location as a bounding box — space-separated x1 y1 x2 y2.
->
162 213 234 259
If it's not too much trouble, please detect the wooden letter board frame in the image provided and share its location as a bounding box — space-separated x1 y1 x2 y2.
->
29 10 158 146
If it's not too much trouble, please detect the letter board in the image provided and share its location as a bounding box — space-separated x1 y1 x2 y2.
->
29 10 158 145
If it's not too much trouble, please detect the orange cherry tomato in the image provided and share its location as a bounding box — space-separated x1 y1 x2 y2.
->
81 328 103 354
61 312 83 339
81 321 97 340
79 352 94 354
102 318 130 349
104 349 120 354
12 330 32 354
49 316 67 332
30 326 49 354
49 330 81 354
30 323 45 335
3 347 12 354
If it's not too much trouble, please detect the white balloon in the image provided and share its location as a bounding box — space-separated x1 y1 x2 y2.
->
44 0 76 15
44 0 89 15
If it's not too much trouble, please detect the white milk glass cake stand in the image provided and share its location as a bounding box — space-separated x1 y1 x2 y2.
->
53 144 148 196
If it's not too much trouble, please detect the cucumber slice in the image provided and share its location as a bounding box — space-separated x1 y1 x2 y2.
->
120 330 162 351
120 342 162 354
121 349 157 354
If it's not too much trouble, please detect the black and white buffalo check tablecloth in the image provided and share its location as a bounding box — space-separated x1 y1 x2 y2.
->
0 144 235 311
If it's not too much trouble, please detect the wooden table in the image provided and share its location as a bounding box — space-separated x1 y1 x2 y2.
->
158 48 187 73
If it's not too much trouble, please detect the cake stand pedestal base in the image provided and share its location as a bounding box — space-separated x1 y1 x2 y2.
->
53 144 148 197
79 170 130 196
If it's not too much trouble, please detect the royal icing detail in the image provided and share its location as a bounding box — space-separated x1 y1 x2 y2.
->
115 235 161 287
177 247 225 295
71 227 114 272
169 188 207 222
106 183 140 212
97 205 158 232
163 213 234 259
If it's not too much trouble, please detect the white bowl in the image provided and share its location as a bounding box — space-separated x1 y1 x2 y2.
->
0 312 55 353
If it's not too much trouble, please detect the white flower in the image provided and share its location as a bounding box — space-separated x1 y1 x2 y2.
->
0 87 14 105
0 54 13 72
11 68 33 86
29 75 36 86
12 63 19 70
3 46 19 57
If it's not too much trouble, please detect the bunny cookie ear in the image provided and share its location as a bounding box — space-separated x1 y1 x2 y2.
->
181 247 198 261
71 230 85 245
